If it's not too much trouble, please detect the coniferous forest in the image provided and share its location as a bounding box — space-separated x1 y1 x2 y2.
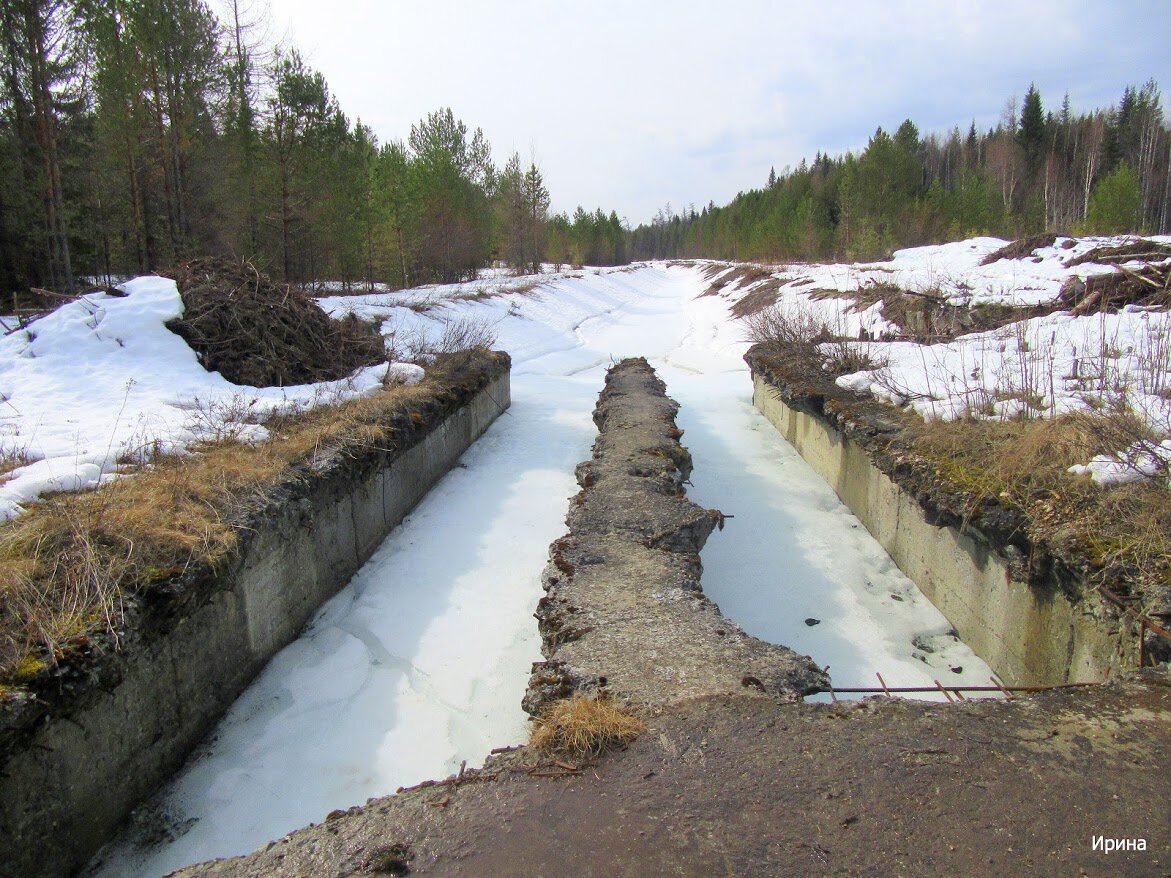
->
2 1 1168 296
0 0 627 296
632 82 1171 262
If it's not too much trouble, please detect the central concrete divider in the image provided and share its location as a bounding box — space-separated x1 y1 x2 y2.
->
746 351 1124 687
0 353 510 878
526 357 827 714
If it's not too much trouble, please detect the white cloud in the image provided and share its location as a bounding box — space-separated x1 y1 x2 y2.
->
261 0 1171 224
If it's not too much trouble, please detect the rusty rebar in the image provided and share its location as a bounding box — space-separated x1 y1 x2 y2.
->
814 682 1098 696
1097 585 1170 668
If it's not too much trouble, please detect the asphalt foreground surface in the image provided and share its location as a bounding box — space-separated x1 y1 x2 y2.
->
174 674 1170 878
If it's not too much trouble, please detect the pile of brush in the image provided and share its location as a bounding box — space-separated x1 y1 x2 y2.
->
165 257 385 387
1061 239 1171 315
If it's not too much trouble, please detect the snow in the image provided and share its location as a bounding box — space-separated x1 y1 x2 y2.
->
0 276 405 520
87 374 592 877
1069 438 1171 486
384 362 425 385
705 236 1171 483
835 307 1171 427
88 260 996 878
743 235 1167 309
7 238 1154 873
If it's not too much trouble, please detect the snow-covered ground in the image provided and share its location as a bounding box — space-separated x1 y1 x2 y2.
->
746 235 1147 308
86 261 996 877
0 277 403 520
704 235 1171 485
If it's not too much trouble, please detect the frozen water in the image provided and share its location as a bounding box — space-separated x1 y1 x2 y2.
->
88 262 993 877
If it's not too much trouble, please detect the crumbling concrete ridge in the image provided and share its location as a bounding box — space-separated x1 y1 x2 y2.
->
525 357 828 714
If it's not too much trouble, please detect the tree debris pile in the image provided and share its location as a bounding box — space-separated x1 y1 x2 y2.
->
1060 245 1171 315
165 257 386 387
979 233 1061 265
1064 238 1171 267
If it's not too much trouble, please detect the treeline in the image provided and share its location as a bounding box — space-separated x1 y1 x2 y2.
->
0 0 629 296
633 82 1171 262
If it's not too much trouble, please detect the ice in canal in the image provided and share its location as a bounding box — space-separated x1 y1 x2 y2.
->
89 264 993 877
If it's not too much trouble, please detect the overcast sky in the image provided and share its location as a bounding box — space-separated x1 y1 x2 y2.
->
257 0 1171 226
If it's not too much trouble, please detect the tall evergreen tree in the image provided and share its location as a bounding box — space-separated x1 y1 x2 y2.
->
1018 83 1046 172
2 0 78 291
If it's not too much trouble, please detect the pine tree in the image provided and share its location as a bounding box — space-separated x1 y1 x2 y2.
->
522 162 550 273
407 108 494 282
2 0 77 291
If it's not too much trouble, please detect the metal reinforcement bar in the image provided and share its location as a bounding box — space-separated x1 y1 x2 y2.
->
815 675 1102 702
1098 585 1171 668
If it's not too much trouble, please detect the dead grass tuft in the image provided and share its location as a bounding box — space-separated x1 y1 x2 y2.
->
910 416 1100 506
450 280 541 303
729 279 784 319
701 264 777 302
393 317 498 364
0 447 32 484
529 693 646 759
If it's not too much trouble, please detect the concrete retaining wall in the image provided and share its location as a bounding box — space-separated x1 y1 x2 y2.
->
751 373 1122 687
0 359 510 878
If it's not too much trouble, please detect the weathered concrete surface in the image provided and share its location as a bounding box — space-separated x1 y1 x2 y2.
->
173 671 1171 878
525 357 828 714
746 347 1128 687
0 353 510 878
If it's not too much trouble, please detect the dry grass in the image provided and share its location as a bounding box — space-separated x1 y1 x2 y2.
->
729 280 784 319
910 416 1100 507
393 316 498 363
529 693 646 759
908 414 1171 596
0 363 478 688
450 279 541 302
403 280 543 314
0 447 32 484
701 265 778 303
